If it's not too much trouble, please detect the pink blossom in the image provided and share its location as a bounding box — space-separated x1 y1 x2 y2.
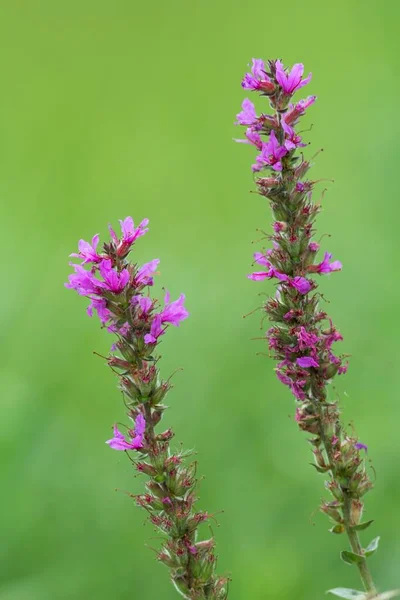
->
297 356 319 368
160 291 189 326
144 314 163 344
236 99 258 126
99 260 130 293
296 327 319 350
253 131 287 172
135 259 160 286
119 217 149 245
242 59 274 92
132 295 153 314
285 95 317 125
144 292 188 344
65 264 101 296
291 276 312 295
106 414 146 451
281 118 306 151
87 297 110 324
308 241 320 252
275 61 312 95
355 442 368 451
314 252 342 274
70 234 102 264
234 127 262 150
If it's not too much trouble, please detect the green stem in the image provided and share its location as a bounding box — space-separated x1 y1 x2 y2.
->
315 401 377 595
342 492 376 595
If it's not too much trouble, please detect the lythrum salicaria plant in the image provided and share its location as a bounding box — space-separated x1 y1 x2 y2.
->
66 218 228 600
235 58 398 600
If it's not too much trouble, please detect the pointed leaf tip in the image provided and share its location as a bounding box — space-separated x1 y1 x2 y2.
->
365 536 380 557
327 588 366 599
352 520 374 532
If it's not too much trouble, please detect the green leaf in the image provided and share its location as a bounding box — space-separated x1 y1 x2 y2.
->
365 536 380 557
352 520 374 531
327 588 366 599
330 524 345 534
340 550 364 565
310 462 330 473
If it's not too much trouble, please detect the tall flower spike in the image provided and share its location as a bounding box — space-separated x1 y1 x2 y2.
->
66 218 228 600
235 58 386 598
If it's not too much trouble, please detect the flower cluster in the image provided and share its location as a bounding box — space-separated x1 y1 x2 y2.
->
235 59 377 594
66 218 228 600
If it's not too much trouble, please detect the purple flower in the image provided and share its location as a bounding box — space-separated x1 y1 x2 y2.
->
106 414 146 451
65 264 101 296
99 260 130 293
355 442 368 451
242 59 275 92
70 234 102 264
314 252 342 274
296 326 319 350
285 95 317 125
253 131 288 172
144 291 188 344
144 314 163 344
120 217 149 244
135 259 160 286
308 241 320 252
108 217 149 251
132 295 153 314
282 118 306 151
236 99 258 126
275 60 312 95
87 297 110 324
160 291 189 326
297 356 319 368
291 276 312 295
234 127 262 150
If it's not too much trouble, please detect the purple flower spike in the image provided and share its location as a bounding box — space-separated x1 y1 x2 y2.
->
276 60 312 95
297 356 319 368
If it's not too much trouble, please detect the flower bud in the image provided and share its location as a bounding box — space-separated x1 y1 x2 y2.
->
320 501 343 523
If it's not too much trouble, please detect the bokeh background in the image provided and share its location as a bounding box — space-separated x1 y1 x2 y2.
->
1 1 399 599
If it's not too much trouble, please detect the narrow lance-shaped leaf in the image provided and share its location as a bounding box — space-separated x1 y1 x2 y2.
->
364 536 380 557
326 588 366 599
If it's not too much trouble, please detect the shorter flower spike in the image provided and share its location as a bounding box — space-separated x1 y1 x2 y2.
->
67 217 227 600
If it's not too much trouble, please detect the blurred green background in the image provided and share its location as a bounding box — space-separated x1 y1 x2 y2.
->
1 1 399 599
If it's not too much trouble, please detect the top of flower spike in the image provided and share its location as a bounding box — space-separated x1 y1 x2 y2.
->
71 216 149 264
275 60 312 95
110 217 149 257
241 58 311 97
241 59 275 93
